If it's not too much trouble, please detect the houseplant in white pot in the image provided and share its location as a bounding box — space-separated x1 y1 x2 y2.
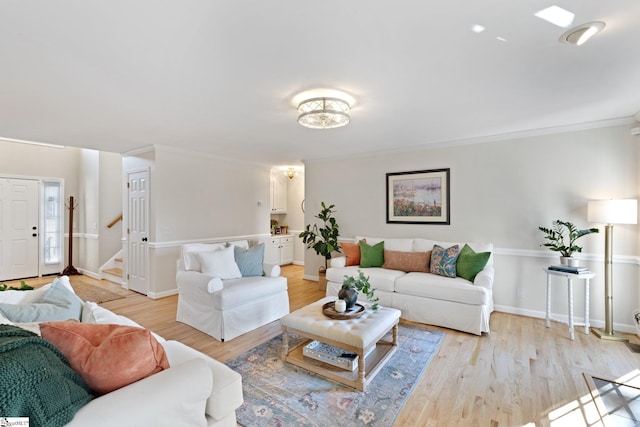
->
539 220 599 266
299 202 341 290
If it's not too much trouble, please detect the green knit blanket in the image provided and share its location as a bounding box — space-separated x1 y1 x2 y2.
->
0 325 93 427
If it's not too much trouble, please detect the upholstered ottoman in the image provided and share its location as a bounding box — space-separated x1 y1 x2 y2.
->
280 296 400 390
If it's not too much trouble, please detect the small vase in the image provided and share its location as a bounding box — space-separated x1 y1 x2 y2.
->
338 286 358 310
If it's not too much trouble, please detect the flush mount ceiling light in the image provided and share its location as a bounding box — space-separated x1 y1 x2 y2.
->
297 97 350 129
559 21 605 46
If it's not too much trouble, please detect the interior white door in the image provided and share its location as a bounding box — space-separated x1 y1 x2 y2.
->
127 170 149 295
0 178 39 280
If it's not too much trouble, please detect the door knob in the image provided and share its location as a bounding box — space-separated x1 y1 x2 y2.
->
32 233 38 237
142 237 148 242
32 226 37 230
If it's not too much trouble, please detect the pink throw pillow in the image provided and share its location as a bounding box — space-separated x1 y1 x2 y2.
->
40 321 170 395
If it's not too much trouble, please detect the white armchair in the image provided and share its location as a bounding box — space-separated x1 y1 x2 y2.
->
176 241 289 341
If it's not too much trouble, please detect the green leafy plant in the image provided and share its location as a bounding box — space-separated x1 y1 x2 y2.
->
299 202 341 269
0 280 34 292
539 220 599 257
343 272 379 310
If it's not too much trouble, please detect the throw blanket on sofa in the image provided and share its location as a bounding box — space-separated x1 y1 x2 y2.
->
0 324 93 427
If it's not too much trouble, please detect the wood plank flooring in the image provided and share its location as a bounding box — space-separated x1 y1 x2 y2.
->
12 266 640 426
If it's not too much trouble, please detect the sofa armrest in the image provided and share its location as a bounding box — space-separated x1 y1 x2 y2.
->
330 256 346 268
176 270 223 293
474 266 494 289
263 263 281 277
162 340 244 423
67 359 212 427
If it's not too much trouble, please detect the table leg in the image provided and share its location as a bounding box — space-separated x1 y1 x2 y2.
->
568 279 574 340
392 323 398 346
281 326 289 359
358 348 366 386
546 274 551 328
585 279 590 335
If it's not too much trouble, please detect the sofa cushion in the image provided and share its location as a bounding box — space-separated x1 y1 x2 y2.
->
430 244 460 278
456 244 491 282
359 240 384 268
183 243 225 271
213 276 287 310
327 266 405 293
196 246 242 280
81 301 165 343
382 250 431 273
340 242 361 266
227 240 250 250
0 278 83 322
234 244 264 277
357 236 413 252
395 272 491 306
40 321 170 395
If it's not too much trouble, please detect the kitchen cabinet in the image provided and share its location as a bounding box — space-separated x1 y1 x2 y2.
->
266 235 293 266
270 172 288 213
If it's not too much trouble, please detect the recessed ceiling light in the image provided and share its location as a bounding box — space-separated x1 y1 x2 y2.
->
471 24 486 34
559 21 606 46
496 37 508 43
535 5 575 28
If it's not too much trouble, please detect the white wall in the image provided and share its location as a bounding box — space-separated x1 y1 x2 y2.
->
303 123 640 332
124 146 272 297
0 141 80 274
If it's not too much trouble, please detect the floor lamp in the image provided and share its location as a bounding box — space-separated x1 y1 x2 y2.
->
587 199 638 341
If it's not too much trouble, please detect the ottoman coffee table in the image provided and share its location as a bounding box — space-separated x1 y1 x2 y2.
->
280 296 401 391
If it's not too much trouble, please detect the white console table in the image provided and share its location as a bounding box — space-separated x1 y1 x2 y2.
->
544 267 595 340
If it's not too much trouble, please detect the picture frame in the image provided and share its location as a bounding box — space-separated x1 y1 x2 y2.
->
386 168 450 224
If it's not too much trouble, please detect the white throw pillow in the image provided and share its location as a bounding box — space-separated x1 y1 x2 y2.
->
196 246 242 280
182 243 225 271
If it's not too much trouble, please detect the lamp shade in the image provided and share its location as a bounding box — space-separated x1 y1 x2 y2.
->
587 199 638 225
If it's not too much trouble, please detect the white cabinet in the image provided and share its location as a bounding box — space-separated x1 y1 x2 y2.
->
266 235 293 266
270 172 288 213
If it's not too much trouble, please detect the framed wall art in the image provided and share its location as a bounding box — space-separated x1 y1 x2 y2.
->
386 168 450 224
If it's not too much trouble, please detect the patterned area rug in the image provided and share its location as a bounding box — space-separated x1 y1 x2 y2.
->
226 324 445 427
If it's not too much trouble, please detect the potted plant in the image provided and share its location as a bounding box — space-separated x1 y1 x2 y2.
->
539 220 599 265
340 272 379 310
299 202 341 290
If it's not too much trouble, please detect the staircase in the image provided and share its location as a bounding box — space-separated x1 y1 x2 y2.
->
100 251 126 286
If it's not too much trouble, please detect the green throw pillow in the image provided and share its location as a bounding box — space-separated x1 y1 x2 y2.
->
456 244 491 282
359 240 384 268
430 244 459 278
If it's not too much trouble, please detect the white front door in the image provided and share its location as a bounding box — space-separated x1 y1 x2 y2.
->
127 170 149 295
0 178 39 280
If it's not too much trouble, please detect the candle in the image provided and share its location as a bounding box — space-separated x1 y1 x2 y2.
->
334 299 346 313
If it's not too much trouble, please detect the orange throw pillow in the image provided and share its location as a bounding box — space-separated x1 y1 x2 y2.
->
382 250 431 272
40 321 170 395
340 242 361 266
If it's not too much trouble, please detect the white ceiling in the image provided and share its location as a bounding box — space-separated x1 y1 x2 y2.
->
1 1 639 167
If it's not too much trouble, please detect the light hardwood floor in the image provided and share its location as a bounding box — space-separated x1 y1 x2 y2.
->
14 266 640 426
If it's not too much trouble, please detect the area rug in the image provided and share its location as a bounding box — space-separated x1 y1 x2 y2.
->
584 371 640 426
70 281 127 304
226 324 445 427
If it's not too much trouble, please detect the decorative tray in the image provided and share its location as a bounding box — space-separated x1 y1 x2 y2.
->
322 301 365 320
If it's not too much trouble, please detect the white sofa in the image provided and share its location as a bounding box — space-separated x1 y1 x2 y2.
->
326 236 494 335
0 276 243 427
176 240 290 341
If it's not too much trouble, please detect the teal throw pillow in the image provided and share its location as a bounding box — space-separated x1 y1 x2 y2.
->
359 240 384 268
430 244 460 278
234 244 265 277
456 244 491 282
0 278 83 322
